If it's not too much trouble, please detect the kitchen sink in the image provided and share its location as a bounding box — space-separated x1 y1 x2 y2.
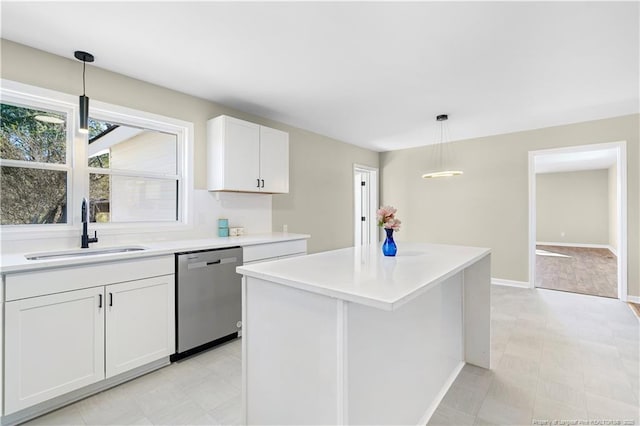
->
25 246 148 260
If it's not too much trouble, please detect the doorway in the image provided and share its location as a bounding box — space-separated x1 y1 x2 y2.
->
528 142 627 300
354 164 379 246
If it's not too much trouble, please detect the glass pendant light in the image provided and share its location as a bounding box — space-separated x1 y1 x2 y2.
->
421 114 463 179
74 50 94 134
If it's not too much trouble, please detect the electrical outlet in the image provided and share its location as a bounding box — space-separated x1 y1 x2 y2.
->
283 224 288 233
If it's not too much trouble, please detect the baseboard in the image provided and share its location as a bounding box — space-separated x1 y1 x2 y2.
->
537 242 618 256
418 361 465 425
536 242 611 250
491 278 530 288
627 295 640 304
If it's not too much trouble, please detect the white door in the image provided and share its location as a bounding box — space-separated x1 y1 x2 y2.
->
224 116 261 191
354 165 379 246
4 287 105 414
105 275 175 378
259 126 289 193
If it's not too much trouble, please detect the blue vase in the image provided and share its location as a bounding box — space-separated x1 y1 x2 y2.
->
382 228 397 256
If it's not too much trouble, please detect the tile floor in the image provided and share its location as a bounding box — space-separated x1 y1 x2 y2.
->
25 286 639 426
25 339 242 426
429 285 639 425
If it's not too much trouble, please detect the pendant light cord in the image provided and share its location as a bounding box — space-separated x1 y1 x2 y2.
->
82 60 86 96
438 120 444 169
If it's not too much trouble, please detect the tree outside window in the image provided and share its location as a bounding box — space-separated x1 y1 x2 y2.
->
0 103 69 225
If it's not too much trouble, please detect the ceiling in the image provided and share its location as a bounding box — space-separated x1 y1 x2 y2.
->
1 2 638 152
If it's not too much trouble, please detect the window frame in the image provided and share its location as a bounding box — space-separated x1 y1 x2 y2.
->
0 84 75 230
0 79 194 241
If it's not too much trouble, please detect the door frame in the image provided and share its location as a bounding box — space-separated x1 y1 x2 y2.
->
353 164 379 246
528 141 628 300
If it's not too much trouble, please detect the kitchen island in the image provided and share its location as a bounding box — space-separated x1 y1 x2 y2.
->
237 242 491 425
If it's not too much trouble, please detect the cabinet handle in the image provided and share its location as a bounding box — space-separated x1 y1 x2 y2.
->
109 293 113 307
261 179 265 188
98 294 102 308
257 178 260 188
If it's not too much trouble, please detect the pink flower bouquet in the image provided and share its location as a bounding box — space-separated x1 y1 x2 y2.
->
376 205 401 232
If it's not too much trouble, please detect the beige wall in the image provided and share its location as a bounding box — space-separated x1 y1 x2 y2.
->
271 130 378 253
536 170 609 245
0 39 379 253
380 115 639 297
608 164 619 253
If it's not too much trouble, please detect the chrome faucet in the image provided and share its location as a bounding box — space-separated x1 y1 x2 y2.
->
81 198 98 248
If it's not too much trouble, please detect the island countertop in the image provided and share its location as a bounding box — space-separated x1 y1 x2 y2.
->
237 242 490 311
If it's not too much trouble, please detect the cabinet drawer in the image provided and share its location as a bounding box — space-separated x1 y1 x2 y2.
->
243 240 307 263
5 255 174 301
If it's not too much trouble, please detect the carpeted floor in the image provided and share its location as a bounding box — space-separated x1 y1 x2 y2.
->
535 245 617 298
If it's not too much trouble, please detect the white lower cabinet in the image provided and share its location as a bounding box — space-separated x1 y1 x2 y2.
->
4 265 175 416
105 276 174 378
4 287 105 413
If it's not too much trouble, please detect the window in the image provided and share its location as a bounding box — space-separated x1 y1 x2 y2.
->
87 118 180 223
0 80 193 236
0 102 71 225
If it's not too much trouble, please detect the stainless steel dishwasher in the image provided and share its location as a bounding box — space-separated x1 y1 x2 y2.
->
173 247 243 360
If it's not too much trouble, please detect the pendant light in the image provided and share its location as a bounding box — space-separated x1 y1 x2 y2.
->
74 50 94 134
421 114 463 179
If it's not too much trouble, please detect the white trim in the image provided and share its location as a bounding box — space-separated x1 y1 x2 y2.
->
529 141 628 301
616 143 627 301
627 295 640 304
336 299 348 425
353 164 379 246
528 151 537 289
537 242 609 249
491 278 530 288
418 361 465 425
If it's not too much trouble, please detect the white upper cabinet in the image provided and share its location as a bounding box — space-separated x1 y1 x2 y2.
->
207 115 289 193
259 126 289 193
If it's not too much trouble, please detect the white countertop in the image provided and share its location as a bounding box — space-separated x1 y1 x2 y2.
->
0 233 310 274
237 242 490 311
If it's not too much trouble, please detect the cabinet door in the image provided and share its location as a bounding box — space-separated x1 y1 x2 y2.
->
259 126 289 193
105 275 175 378
4 287 105 414
223 116 261 192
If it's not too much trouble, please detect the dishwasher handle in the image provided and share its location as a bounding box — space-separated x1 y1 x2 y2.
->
186 256 239 270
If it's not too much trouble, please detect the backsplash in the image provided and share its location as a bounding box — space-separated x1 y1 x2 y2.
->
0 190 272 254
191 190 272 237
